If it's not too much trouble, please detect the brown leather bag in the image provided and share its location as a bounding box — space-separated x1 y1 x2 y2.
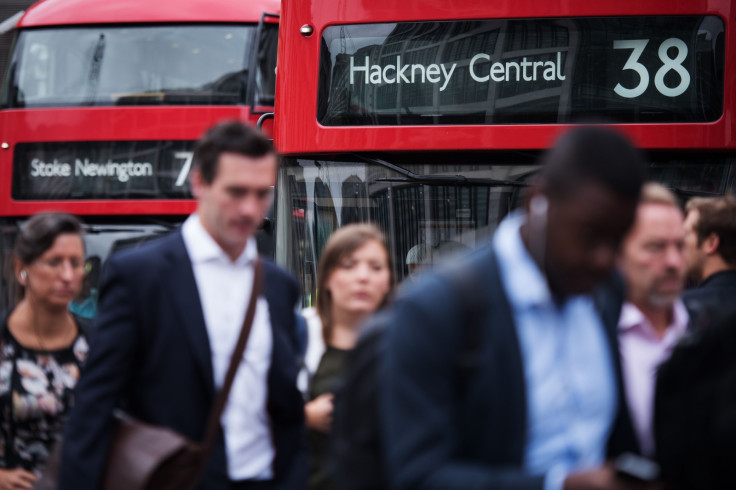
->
33 259 263 490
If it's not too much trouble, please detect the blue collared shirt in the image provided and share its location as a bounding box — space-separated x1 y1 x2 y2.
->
493 212 618 490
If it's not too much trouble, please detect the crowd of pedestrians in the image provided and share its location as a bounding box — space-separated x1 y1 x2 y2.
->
1 121 735 489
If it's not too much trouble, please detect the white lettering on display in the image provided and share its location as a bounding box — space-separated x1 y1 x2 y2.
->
614 38 690 98
28 158 153 183
174 151 194 187
350 52 565 90
348 38 692 101
470 52 565 83
350 56 458 91
75 159 153 182
30 158 72 177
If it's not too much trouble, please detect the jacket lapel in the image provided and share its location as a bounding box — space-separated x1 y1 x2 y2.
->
165 230 216 398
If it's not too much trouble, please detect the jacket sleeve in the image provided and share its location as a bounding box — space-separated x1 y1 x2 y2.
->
59 255 140 490
381 275 545 490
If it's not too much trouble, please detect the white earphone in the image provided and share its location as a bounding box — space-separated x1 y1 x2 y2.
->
20 270 27 281
530 194 549 217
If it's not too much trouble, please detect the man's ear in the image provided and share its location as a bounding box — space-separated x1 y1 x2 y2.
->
703 232 720 255
190 168 204 200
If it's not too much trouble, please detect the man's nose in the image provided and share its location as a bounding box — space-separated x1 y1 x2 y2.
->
239 194 262 217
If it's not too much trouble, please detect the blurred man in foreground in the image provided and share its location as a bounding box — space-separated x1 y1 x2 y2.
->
60 122 305 490
382 127 658 490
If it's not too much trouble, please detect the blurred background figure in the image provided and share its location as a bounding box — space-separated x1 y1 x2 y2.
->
617 183 688 458
682 195 736 324
0 213 89 489
302 223 392 490
404 243 429 277
68 256 101 320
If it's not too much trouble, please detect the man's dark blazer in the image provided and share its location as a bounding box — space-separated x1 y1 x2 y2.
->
59 229 306 490
682 270 736 329
381 246 637 490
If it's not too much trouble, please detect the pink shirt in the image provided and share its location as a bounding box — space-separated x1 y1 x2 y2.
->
618 301 689 456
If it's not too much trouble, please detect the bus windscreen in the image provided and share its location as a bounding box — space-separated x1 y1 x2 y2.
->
317 16 724 125
5 24 277 107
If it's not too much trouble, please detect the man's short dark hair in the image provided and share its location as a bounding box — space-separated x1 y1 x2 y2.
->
539 126 647 201
686 196 736 266
192 121 274 184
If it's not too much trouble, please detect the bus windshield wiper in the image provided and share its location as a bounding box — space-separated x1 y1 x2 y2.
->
85 34 106 102
356 155 530 187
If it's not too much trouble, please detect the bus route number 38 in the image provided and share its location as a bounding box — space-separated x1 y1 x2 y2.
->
613 38 690 99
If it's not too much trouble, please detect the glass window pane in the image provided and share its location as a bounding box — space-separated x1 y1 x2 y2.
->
276 154 736 306
12 25 255 107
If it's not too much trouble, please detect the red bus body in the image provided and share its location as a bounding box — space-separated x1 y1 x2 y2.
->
0 0 279 309
275 0 734 153
0 0 279 218
273 0 735 302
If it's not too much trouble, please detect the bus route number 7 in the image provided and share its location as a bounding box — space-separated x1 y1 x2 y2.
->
613 38 690 99
174 151 194 187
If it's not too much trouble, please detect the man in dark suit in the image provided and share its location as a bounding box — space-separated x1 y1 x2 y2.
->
382 127 657 490
60 122 305 490
682 195 736 326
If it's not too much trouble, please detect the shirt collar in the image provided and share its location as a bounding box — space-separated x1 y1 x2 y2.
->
181 214 257 267
493 211 553 309
618 300 690 337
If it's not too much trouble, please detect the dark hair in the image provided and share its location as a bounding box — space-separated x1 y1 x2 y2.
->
540 126 647 201
15 212 84 265
686 196 736 266
316 223 393 345
192 120 274 184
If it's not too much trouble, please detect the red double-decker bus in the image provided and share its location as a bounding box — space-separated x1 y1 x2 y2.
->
273 0 734 304
0 0 279 311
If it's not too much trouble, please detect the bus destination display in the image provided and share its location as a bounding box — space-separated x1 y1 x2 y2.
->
12 141 196 200
318 16 724 125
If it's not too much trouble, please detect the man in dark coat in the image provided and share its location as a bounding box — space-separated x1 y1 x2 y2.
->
381 127 658 490
60 122 306 490
682 195 736 327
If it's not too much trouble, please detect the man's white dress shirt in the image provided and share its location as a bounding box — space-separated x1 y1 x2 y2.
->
182 214 274 480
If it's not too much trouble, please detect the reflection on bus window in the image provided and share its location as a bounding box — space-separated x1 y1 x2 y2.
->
276 154 736 307
9 25 278 107
276 155 534 306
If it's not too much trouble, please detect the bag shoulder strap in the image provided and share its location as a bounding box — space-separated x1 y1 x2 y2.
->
200 258 264 454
